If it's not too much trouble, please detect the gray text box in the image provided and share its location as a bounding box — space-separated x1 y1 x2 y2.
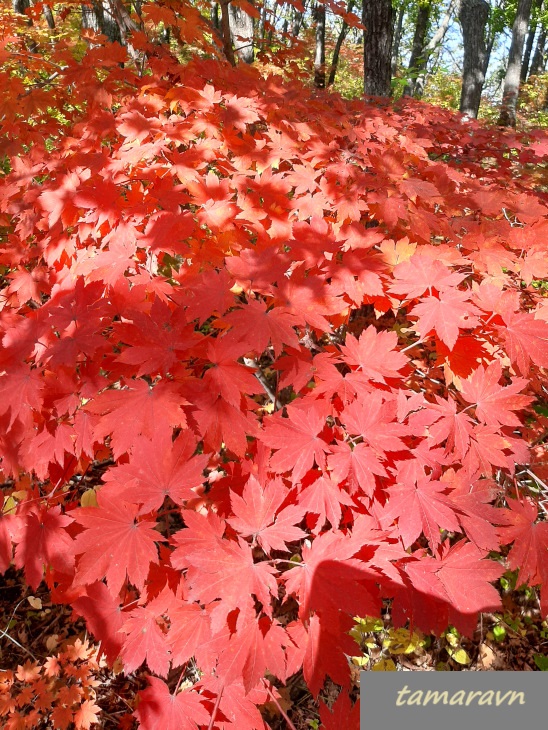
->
361 671 546 730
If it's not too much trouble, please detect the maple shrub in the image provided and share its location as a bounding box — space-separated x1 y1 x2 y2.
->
1 2 548 728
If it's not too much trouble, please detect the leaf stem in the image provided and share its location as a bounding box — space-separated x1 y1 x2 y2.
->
207 685 224 730
263 680 298 730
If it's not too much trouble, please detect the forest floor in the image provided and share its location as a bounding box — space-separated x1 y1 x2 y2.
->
1 460 547 728
1 562 546 728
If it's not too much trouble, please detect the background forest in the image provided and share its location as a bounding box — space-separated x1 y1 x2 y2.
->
1 1 548 729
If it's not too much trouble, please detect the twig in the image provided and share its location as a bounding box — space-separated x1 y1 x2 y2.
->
263 680 298 730
243 357 280 408
0 600 39 662
207 684 224 730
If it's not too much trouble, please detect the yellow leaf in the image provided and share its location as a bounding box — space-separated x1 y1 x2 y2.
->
448 647 471 665
81 488 98 508
27 596 42 610
372 659 396 671
2 496 17 515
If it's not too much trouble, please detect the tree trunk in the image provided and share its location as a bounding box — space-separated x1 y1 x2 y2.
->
403 1 432 96
521 0 543 81
210 2 220 30
220 0 236 64
363 0 393 97
459 0 490 118
43 4 55 28
228 2 254 63
292 6 304 37
498 0 534 126
529 26 547 75
13 0 30 13
259 0 267 39
327 0 355 86
81 1 122 43
391 1 407 75
314 2 326 87
412 0 459 97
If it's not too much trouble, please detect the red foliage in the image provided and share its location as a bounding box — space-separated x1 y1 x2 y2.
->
1 3 548 727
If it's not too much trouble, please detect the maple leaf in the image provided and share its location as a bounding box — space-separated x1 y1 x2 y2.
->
168 600 213 669
13 506 74 589
72 582 124 663
297 474 354 533
442 471 501 551
100 428 208 514
0 513 14 574
199 336 263 406
497 498 548 588
214 617 268 692
227 475 307 553
184 536 278 619
497 309 548 374
327 440 387 498
120 592 171 678
261 401 332 485
85 378 188 460
135 678 210 730
459 360 533 427
192 391 259 456
434 541 504 614
140 210 196 255
381 478 461 549
404 541 503 616
340 327 407 384
320 691 360 730
224 298 300 357
302 612 357 697
326 249 384 305
409 289 480 350
390 255 465 298
72 496 162 597
284 530 381 623
416 395 474 462
272 271 347 332
170 511 226 574
74 700 101 730
114 299 198 376
273 346 315 392
341 393 408 455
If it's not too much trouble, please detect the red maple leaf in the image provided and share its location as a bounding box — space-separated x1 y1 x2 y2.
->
381 478 461 549
459 360 533 427
72 496 162 596
297 474 354 533
72 581 124 663
340 327 407 384
390 255 465 298
227 475 307 553
120 591 171 678
409 290 480 350
320 691 360 730
100 428 208 513
135 678 210 730
224 298 300 357
498 309 548 374
340 393 408 455
14 506 74 589
85 378 188 459
327 440 387 498
497 498 548 588
184 536 278 619
261 401 332 485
